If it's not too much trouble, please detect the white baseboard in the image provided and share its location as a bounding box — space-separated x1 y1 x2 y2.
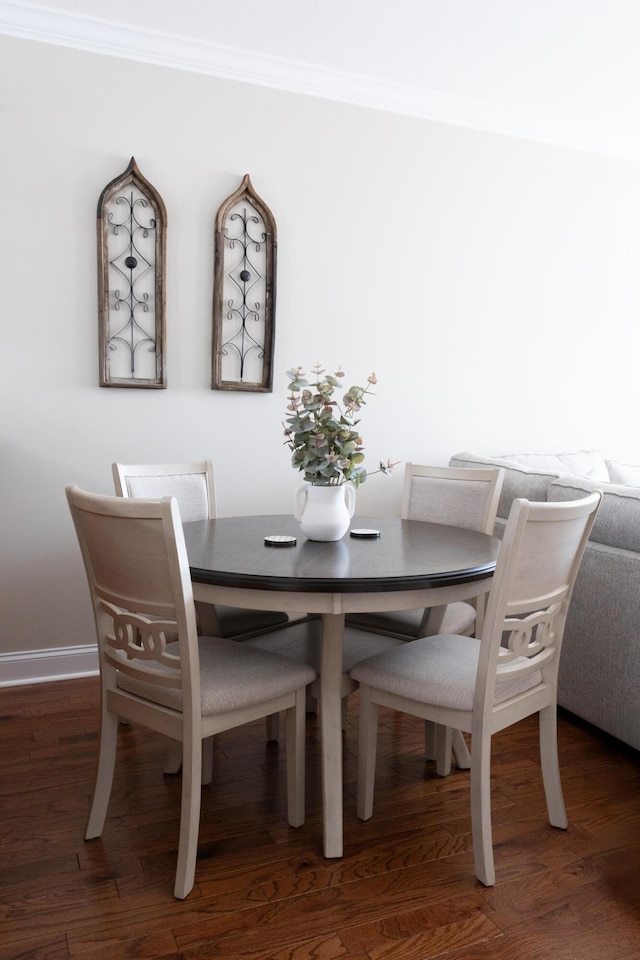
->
0 645 99 687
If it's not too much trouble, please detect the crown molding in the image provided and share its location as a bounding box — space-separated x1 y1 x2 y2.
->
0 0 635 160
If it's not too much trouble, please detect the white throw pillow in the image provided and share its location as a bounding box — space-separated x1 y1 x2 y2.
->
499 450 609 482
606 460 640 486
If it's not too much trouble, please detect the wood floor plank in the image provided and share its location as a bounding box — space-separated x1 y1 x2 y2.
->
67 929 178 960
338 893 502 958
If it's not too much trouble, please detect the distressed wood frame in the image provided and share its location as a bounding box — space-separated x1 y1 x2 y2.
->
97 157 167 388
212 174 277 392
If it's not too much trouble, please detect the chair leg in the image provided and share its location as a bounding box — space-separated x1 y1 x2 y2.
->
164 737 214 785
539 705 568 829
85 708 118 839
201 736 213 786
174 729 202 900
434 723 453 777
427 723 471 773
452 729 471 769
266 713 280 741
356 685 379 821
470 728 495 886
164 740 183 775
285 688 307 828
424 720 437 760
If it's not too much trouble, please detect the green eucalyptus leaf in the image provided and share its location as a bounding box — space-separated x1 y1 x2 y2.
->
284 363 395 487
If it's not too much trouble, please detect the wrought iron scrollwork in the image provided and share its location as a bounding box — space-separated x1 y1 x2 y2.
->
97 157 167 388
212 174 276 392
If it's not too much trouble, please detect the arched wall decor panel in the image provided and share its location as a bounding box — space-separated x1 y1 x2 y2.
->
212 174 276 392
97 157 167 388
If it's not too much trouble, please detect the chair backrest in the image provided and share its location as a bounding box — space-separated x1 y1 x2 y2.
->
401 463 504 535
112 461 215 522
66 485 200 712
476 491 602 716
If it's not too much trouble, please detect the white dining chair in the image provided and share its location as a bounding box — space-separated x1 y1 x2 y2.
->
350 490 601 887
113 461 290 639
348 462 504 772
113 459 296 757
347 463 504 640
66 485 316 899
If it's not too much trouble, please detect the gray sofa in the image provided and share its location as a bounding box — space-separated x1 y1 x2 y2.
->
450 450 640 752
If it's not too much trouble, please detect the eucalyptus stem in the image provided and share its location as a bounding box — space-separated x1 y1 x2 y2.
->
283 363 398 488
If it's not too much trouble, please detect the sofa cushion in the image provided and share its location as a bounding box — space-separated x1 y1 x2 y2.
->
606 459 640 486
548 475 640 553
450 450 610 520
449 452 559 519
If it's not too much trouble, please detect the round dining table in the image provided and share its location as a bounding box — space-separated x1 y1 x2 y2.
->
183 514 500 858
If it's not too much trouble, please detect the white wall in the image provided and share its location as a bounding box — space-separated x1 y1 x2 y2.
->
2 35 640 679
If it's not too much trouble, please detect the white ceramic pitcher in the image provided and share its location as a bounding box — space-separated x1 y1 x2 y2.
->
294 482 356 541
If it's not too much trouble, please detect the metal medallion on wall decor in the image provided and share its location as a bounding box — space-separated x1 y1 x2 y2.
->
212 174 276 392
97 157 167 388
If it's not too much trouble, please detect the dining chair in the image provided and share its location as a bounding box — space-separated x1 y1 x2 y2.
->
347 463 504 640
113 461 290 639
66 485 316 899
350 490 601 887
347 462 504 772
113 460 294 758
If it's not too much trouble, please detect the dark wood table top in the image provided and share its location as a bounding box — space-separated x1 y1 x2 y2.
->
184 514 500 594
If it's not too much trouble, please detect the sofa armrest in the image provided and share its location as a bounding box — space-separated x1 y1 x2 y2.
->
558 540 640 751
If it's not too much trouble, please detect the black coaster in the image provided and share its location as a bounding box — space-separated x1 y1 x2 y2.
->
264 535 297 547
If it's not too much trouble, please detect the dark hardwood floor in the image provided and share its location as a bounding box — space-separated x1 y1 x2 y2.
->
1 676 639 960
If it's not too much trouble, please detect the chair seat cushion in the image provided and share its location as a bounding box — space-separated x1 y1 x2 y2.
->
245 621 405 672
347 601 476 638
350 635 541 711
117 636 316 715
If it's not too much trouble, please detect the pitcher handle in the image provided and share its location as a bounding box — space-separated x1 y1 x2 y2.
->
293 484 308 522
344 482 356 518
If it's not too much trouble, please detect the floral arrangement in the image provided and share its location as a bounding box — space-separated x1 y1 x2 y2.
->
283 363 397 487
